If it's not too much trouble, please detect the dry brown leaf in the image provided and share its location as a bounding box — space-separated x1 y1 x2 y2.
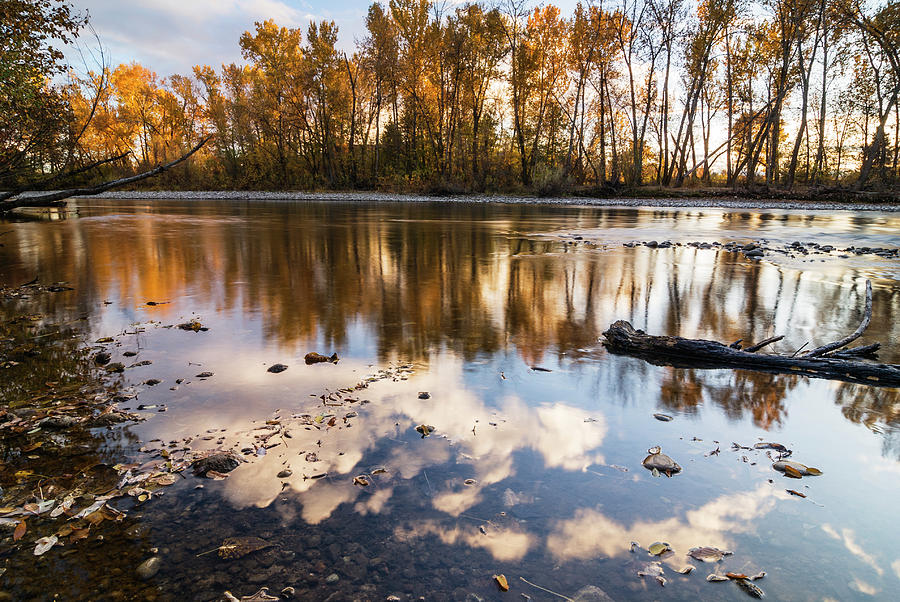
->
786 489 806 498
493 574 509 591
784 465 803 479
13 520 26 541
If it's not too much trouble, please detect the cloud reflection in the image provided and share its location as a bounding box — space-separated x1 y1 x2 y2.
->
547 484 780 563
219 355 607 528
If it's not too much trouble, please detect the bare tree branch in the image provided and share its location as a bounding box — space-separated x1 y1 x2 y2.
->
0 137 211 213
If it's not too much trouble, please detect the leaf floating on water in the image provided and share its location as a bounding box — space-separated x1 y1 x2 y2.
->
13 520 26 541
353 475 371 487
653 413 673 422
677 565 696 574
493 574 510 591
530 366 552 372
772 460 821 477
783 465 803 479
648 541 671 556
735 578 765 598
637 561 666 586
786 489 806 498
33 535 58 556
753 442 789 453
464 479 477 486
726 573 750 580
415 424 435 437
217 537 275 560
707 574 729 582
153 474 178 486
750 572 766 581
647 446 661 454
689 547 732 562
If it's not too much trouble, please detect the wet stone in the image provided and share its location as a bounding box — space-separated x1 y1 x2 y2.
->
136 556 161 580
326 573 340 584
267 363 288 373
192 452 240 476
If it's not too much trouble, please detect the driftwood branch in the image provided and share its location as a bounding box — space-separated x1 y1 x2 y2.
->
823 343 881 360
0 137 211 213
602 320 900 387
744 335 784 353
805 280 872 357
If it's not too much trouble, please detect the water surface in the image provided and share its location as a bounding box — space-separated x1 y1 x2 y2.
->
1 199 899 600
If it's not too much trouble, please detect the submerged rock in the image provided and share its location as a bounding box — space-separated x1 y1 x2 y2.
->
192 452 240 477
267 364 288 373
571 585 615 602
136 556 161 580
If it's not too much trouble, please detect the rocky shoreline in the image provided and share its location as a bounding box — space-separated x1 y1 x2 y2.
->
90 190 900 213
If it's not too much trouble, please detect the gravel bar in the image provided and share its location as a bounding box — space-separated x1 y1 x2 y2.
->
91 190 900 212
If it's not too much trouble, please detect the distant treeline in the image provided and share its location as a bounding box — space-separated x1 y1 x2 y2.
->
3 0 900 195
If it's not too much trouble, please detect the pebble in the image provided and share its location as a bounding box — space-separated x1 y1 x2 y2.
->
277 469 292 478
326 573 340 584
135 556 161 580
267 364 288 373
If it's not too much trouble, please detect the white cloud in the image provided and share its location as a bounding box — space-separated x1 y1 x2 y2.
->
66 0 362 76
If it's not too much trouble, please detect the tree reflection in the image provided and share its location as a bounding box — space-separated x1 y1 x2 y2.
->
2 202 899 445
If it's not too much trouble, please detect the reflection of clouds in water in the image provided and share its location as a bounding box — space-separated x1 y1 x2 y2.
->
394 520 534 562
219 355 606 525
821 525 884 576
547 484 780 563
850 578 879 596
892 559 900 580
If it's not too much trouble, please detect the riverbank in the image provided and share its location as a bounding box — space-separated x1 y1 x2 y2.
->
92 190 900 212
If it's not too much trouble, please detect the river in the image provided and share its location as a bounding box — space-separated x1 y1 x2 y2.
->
1 199 899 600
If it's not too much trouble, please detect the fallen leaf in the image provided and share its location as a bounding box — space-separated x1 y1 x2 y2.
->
735 578 765 598
13 520 26 541
653 413 673 422
784 465 803 479
750 572 766 580
689 546 732 562
707 574 729 582
677 565 695 574
353 475 371 487
153 474 178 486
415 424 435 437
493 574 509 591
726 573 749 580
648 542 671 556
786 489 806 498
217 536 275 559
33 535 58 556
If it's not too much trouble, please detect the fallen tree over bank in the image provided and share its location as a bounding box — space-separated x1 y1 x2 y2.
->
0 136 211 214
602 281 900 387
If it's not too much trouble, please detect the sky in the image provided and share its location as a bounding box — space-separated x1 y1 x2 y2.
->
67 0 583 78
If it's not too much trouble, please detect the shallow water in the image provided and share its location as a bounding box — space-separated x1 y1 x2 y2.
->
2 199 900 601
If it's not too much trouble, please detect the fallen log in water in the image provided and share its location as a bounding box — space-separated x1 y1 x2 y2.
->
602 282 900 387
